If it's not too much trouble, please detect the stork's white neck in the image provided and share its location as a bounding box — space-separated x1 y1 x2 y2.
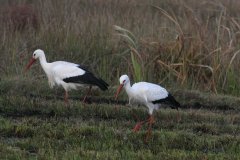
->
39 54 51 74
37 53 56 88
39 53 47 64
124 81 133 97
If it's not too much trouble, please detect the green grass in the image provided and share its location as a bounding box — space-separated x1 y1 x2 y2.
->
1 80 240 159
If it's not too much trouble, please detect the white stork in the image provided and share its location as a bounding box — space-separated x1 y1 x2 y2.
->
115 75 179 141
25 49 109 105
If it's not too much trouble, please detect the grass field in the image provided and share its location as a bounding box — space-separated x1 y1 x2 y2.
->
1 80 240 159
1 0 240 159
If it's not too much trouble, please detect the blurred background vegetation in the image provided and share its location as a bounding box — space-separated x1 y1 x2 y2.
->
1 0 240 95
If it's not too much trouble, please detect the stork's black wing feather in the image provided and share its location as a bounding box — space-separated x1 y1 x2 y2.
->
152 93 179 110
63 65 109 91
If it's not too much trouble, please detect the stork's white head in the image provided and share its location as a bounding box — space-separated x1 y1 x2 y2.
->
25 49 45 72
115 74 130 100
32 49 45 59
119 74 130 86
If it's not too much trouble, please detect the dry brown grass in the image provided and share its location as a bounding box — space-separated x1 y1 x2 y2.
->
0 0 240 95
1 4 39 31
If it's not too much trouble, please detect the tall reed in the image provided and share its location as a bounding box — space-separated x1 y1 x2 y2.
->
1 0 240 95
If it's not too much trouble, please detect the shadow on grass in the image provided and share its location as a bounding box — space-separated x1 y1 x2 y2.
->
27 94 236 111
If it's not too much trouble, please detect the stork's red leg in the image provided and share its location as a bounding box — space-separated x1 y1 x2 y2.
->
65 89 68 105
82 86 92 105
146 115 153 141
134 118 151 133
134 115 153 141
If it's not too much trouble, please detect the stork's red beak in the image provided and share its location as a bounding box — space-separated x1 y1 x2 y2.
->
25 58 36 72
115 84 124 100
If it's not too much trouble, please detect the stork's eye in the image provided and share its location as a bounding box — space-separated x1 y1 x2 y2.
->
123 80 126 83
34 54 36 57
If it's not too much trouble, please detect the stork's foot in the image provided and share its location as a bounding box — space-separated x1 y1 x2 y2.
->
134 124 141 133
133 118 151 133
133 116 154 141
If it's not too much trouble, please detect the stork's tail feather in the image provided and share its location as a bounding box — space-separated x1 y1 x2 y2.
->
151 93 180 110
63 72 109 91
168 93 180 110
93 76 109 91
75 65 109 91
